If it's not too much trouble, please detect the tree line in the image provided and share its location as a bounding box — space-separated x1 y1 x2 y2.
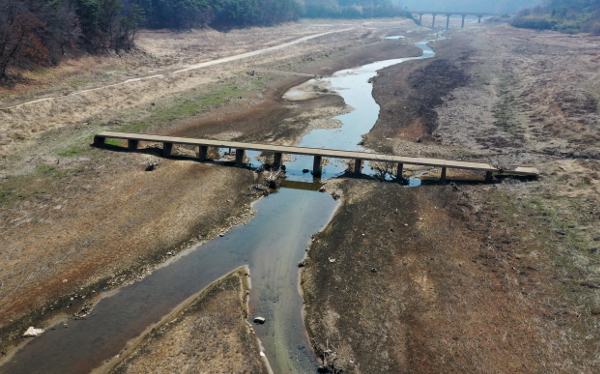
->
0 0 302 82
138 0 302 29
302 0 413 19
511 0 600 35
0 0 412 83
303 5 413 20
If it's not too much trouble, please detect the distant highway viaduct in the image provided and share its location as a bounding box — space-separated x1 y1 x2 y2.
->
411 11 499 28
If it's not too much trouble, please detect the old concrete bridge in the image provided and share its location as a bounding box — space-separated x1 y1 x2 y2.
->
94 131 538 182
412 11 499 28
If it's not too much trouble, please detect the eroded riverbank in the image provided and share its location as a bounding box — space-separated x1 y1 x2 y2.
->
109 267 268 374
0 19 431 363
1 21 440 374
1 186 339 374
302 24 600 374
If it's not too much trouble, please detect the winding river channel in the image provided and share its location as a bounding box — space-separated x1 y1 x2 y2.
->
1 35 440 374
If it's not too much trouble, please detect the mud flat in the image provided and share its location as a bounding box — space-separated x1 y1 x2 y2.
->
283 79 334 101
0 19 429 361
108 268 268 374
1 16 482 374
302 23 600 374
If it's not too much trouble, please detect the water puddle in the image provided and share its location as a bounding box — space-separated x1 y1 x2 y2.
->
1 34 442 374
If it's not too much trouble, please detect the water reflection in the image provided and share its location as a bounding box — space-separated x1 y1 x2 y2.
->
1 35 442 374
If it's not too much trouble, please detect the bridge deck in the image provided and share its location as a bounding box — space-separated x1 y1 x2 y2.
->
95 131 538 176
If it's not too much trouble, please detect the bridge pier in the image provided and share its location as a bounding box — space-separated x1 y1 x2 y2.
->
198 145 208 161
354 159 363 175
235 149 245 165
446 14 451 29
274 152 283 168
396 163 404 180
461 15 466 28
163 142 173 157
440 167 447 183
432 13 437 28
93 136 106 146
93 131 540 181
313 155 322 176
128 139 139 151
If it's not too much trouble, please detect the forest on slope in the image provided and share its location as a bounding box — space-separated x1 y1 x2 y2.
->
0 0 301 82
511 0 600 34
301 0 412 19
0 0 412 83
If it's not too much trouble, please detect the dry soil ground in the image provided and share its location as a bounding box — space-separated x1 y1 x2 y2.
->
302 23 600 374
2 16 599 374
0 17 430 367
109 268 268 374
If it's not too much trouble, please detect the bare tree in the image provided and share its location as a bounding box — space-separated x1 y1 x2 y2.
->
0 0 48 83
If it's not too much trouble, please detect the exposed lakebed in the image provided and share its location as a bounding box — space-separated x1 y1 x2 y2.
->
1 35 441 374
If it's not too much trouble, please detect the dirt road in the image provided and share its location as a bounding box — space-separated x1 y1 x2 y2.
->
3 16 597 374
0 18 427 365
1 27 356 111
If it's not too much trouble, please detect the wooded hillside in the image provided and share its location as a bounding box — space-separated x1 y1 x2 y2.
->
302 0 413 19
0 0 416 83
511 0 600 34
0 0 301 82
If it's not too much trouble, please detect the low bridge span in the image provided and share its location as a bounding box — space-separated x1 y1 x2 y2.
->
411 11 499 28
94 131 538 182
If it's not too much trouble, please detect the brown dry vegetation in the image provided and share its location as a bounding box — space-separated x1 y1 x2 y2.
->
0 20 399 159
304 178 600 373
0 18 429 363
109 268 268 374
0 20 362 105
3 15 598 374
367 25 600 161
303 23 600 374
0 151 257 350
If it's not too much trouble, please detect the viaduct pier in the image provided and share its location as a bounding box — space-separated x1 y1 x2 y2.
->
412 11 499 28
94 131 539 183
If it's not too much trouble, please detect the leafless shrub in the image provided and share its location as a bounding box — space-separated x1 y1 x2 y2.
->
369 161 396 181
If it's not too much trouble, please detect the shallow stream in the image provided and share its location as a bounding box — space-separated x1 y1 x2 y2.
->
1 34 441 374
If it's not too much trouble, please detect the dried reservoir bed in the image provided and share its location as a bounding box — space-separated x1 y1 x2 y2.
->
109 268 268 374
1 19 599 374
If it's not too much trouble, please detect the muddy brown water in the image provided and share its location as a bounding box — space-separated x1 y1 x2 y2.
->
0 35 441 374
1 188 338 374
